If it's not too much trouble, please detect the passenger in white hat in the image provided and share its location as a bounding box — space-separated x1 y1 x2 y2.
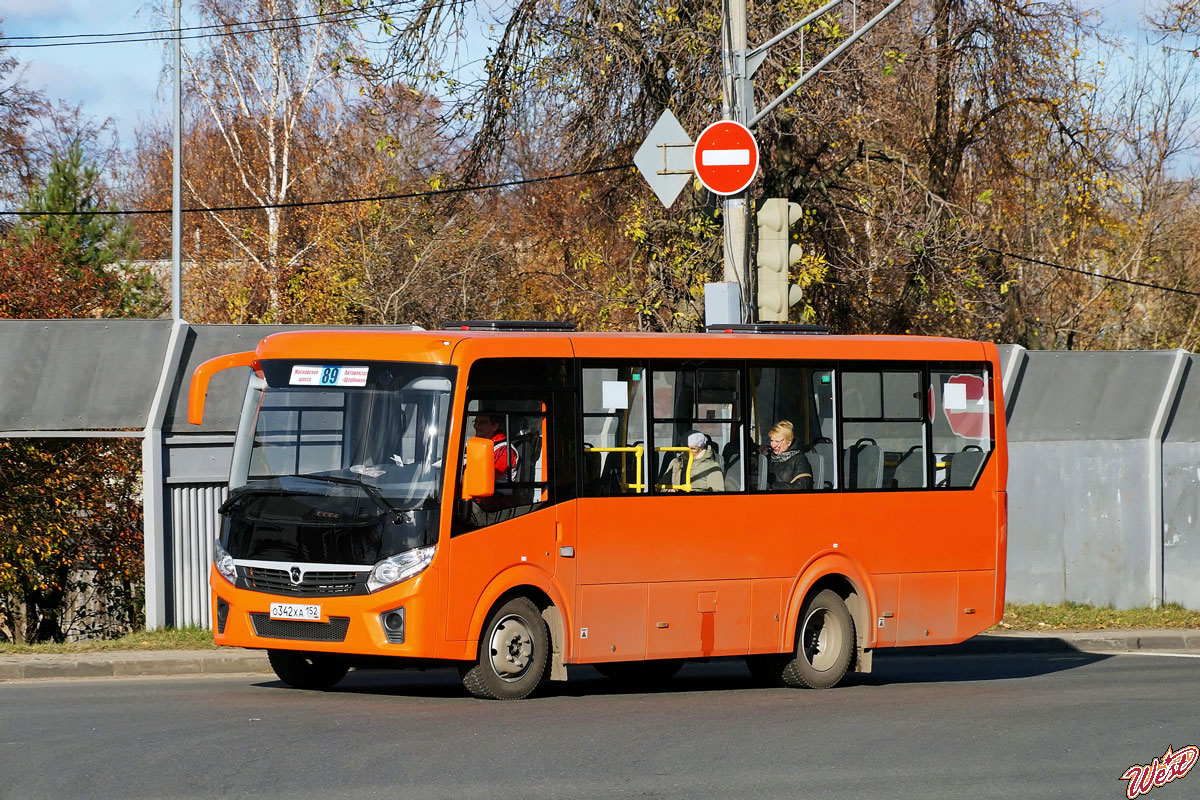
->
668 429 725 492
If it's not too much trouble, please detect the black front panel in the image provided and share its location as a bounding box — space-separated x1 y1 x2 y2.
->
249 614 351 642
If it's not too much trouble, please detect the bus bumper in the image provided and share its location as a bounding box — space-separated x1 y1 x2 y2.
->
208 564 443 659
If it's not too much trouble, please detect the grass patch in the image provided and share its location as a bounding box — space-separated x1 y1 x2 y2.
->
0 626 215 655
994 602 1200 631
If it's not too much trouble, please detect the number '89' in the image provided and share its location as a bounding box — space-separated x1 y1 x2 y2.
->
321 367 340 384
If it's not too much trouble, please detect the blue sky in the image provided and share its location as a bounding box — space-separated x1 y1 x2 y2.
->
0 1 164 146
0 0 1166 149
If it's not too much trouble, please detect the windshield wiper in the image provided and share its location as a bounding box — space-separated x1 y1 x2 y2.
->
218 484 319 514
289 473 406 514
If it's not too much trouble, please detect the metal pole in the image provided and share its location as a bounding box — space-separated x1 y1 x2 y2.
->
171 0 183 321
723 0 750 321
750 0 905 128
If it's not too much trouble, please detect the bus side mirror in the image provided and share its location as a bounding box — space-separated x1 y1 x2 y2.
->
462 437 496 500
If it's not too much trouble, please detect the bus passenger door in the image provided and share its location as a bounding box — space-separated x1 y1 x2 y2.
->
442 355 572 647
552 502 577 627
572 365 651 662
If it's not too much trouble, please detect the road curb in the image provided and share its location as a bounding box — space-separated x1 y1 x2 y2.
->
0 649 271 682
907 629 1200 657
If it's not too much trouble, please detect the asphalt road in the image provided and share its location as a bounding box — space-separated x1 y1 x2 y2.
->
2 652 1198 800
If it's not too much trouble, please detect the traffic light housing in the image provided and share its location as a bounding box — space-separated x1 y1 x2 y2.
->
755 198 803 322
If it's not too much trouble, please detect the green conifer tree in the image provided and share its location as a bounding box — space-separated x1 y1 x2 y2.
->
13 143 162 317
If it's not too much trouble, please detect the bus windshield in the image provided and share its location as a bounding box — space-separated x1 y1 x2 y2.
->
237 361 455 512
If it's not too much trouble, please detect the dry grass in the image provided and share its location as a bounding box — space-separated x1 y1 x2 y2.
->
994 602 1200 631
0 626 215 655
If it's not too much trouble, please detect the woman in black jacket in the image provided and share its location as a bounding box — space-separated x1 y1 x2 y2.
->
761 420 813 491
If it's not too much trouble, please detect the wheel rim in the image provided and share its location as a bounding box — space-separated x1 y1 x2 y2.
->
801 606 844 672
488 613 535 681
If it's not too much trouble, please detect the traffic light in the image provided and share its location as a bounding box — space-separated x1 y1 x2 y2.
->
755 197 803 322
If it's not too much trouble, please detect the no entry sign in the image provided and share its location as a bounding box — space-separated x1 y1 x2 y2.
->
940 374 989 439
692 121 759 196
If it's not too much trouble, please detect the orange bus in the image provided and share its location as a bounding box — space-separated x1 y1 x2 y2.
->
189 321 1007 699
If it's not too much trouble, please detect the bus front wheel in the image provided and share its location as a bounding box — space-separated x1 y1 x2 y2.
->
782 589 855 690
267 649 349 691
461 596 549 700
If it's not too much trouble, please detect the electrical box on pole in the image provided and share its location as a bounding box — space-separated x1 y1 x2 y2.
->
756 198 803 322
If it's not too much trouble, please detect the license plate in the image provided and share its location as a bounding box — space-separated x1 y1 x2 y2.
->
269 602 321 621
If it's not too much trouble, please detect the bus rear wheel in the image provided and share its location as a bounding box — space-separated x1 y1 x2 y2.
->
267 649 349 691
781 589 855 690
461 597 549 700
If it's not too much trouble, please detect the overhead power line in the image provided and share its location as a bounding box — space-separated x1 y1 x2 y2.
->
0 163 633 217
830 200 1200 300
0 0 413 49
6 163 1190 300
981 247 1200 299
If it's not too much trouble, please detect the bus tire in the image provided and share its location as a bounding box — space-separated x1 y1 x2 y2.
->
461 596 549 700
594 659 683 686
781 589 855 690
267 649 349 691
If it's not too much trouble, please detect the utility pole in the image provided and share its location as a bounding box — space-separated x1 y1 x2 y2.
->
720 0 750 321
171 0 182 321
716 0 907 325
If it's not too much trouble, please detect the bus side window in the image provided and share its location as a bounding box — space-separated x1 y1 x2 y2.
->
841 369 925 490
930 367 994 489
750 364 835 492
649 364 740 493
581 365 649 496
452 357 573 534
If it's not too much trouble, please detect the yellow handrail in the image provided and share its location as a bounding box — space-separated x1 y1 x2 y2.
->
587 445 645 491
656 446 694 492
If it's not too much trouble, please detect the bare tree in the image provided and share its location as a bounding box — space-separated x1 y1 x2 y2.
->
160 0 370 319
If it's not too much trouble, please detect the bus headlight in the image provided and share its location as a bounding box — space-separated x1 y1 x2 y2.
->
368 546 436 593
213 539 237 585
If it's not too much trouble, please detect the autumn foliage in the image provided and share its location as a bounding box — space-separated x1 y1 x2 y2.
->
0 143 155 642
0 439 144 643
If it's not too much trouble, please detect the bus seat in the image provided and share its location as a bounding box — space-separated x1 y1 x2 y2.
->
809 437 834 489
509 430 542 504
889 445 925 489
844 438 883 489
599 451 627 496
724 452 742 491
949 445 986 487
721 440 737 465
803 448 825 491
582 444 602 494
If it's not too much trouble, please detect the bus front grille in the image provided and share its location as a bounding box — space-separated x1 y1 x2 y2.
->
249 614 351 642
240 566 365 597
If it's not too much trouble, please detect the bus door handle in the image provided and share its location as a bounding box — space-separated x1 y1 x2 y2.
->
559 546 575 558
